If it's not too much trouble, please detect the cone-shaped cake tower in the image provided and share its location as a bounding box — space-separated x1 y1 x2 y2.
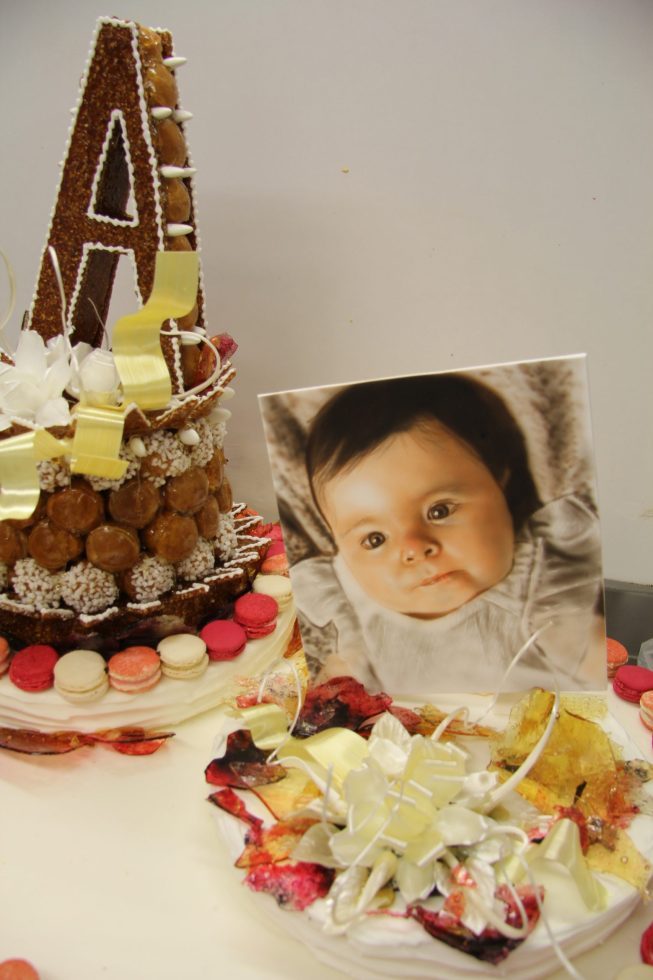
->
0 17 267 653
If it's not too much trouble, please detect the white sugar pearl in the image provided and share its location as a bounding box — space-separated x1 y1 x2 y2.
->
179 427 200 446
129 437 147 458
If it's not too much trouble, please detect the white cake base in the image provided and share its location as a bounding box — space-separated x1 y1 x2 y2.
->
209 692 650 980
0 601 296 732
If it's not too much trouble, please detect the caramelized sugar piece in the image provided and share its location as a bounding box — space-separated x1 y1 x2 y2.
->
86 524 140 572
156 118 187 167
195 494 220 539
28 521 82 570
0 523 28 565
144 511 198 562
108 479 161 528
216 476 233 513
164 466 209 514
47 483 104 534
205 449 224 490
166 178 191 223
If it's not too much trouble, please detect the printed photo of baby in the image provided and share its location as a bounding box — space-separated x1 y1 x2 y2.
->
259 356 606 694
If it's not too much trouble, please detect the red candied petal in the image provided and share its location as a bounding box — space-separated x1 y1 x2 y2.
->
244 862 334 911
554 806 590 852
208 787 263 843
295 675 393 737
90 727 174 746
0 727 95 755
388 705 423 732
236 817 318 869
410 885 542 965
205 729 286 789
641 920 653 964
111 739 169 755
215 332 239 361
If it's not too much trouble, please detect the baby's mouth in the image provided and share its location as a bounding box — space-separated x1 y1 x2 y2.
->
416 570 455 588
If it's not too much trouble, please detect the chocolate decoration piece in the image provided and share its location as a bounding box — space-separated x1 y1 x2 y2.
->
47 484 104 534
86 524 141 572
195 495 220 539
144 512 199 562
28 521 83 571
216 476 234 514
205 449 225 491
0 523 28 565
108 479 161 528
164 466 209 514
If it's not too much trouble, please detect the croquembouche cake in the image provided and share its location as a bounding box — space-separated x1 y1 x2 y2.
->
0 17 289 711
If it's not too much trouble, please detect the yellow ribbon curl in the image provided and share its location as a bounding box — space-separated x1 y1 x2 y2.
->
0 251 199 520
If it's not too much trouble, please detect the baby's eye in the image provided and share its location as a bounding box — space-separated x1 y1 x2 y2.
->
427 502 454 522
361 531 386 550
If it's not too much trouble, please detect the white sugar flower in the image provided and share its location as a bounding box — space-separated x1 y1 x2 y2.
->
0 331 72 429
67 343 122 405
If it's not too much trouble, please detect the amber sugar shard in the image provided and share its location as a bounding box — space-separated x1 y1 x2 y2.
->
0 18 269 655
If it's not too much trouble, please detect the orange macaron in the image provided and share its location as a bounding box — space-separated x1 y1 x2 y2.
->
108 646 162 693
640 690 653 733
0 636 10 677
606 637 629 678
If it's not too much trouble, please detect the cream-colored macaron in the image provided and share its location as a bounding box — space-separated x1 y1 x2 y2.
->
252 574 293 611
157 633 208 680
54 649 109 703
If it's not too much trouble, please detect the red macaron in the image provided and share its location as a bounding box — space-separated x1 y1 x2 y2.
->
200 619 248 661
9 645 59 693
233 593 279 639
612 664 653 704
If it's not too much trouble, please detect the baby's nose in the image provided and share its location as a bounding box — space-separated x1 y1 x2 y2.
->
400 534 440 563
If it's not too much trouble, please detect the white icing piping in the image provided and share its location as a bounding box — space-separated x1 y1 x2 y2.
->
87 108 139 228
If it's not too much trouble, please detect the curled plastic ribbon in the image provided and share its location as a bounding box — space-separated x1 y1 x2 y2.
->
112 250 199 409
0 250 199 519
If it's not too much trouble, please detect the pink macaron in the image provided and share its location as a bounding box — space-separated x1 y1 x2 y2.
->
613 664 653 704
200 619 248 661
233 593 279 639
108 646 162 693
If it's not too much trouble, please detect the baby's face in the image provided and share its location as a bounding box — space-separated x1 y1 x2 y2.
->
318 421 515 618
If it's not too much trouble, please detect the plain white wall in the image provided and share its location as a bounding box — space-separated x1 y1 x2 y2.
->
1 0 652 584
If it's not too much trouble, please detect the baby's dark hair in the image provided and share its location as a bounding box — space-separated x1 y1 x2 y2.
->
306 373 541 532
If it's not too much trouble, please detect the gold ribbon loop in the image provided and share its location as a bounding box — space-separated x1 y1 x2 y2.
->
113 250 199 409
0 430 70 521
69 403 128 479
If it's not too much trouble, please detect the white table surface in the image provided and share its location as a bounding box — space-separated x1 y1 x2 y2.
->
1 688 651 980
